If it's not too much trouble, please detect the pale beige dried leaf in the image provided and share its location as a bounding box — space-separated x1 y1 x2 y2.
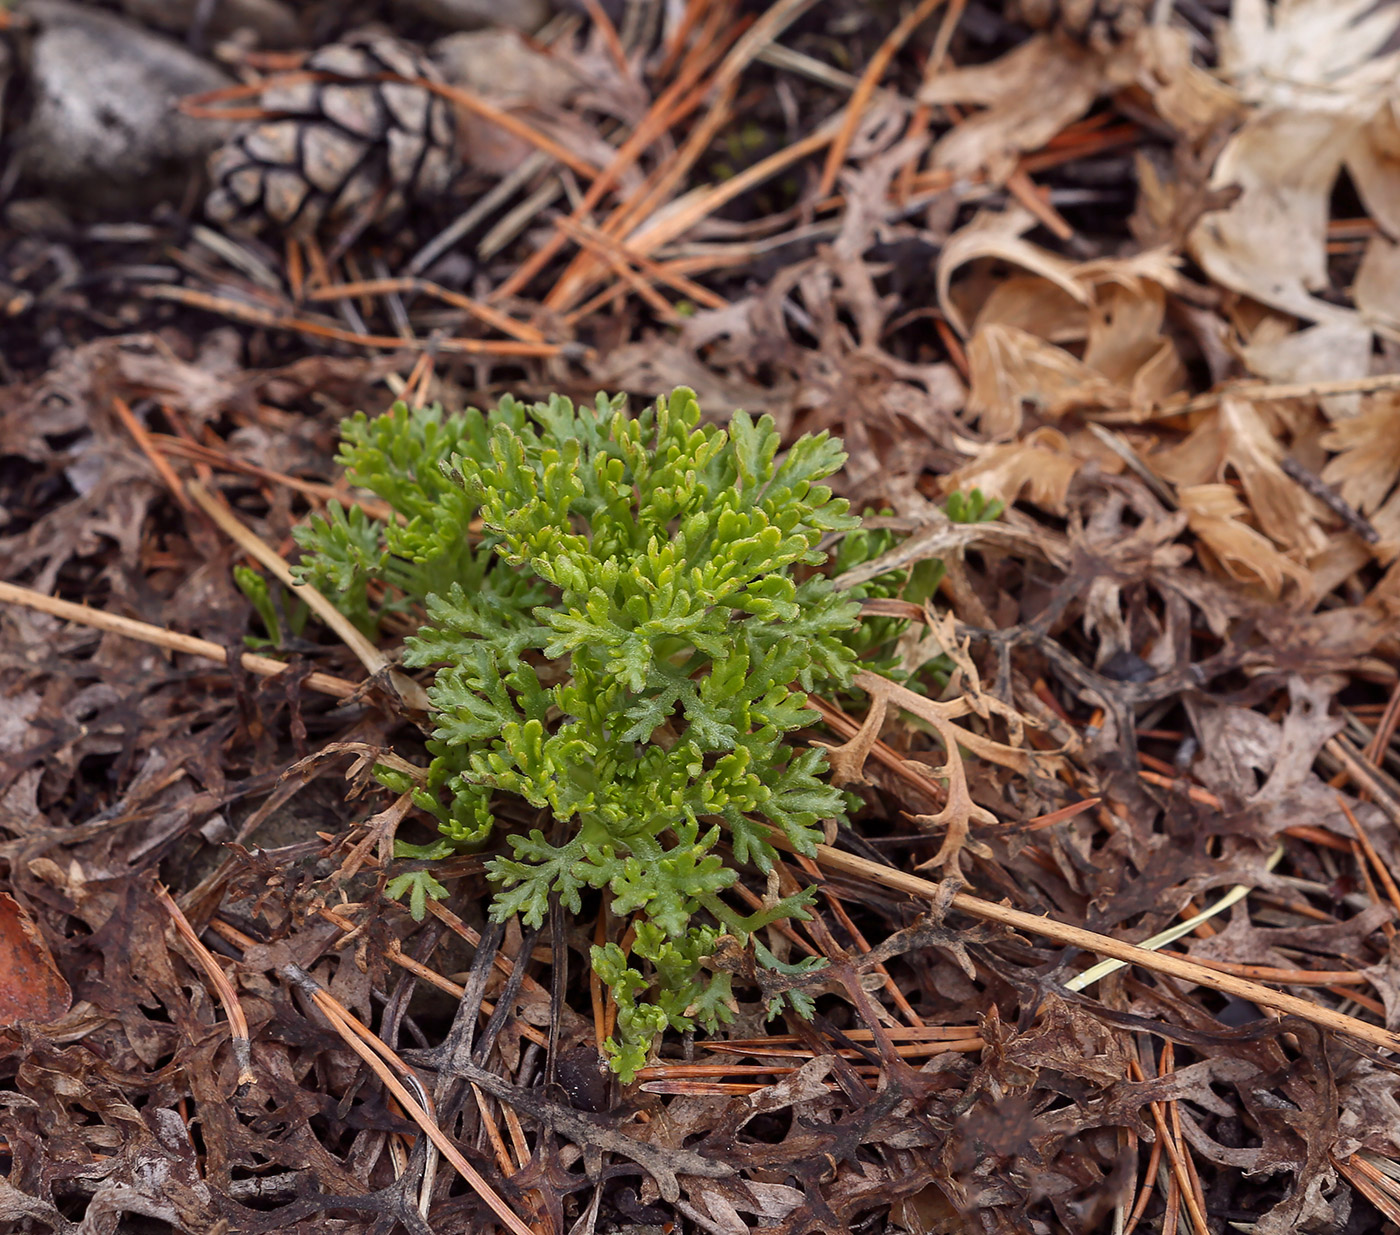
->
973 275 1088 344
919 35 1103 183
1189 108 1365 325
1152 397 1326 552
966 279 1184 436
1179 483 1312 597
1345 100 1400 238
943 427 1082 515
1220 0 1400 114
1123 26 1243 139
1240 320 1374 419
1082 281 1185 400
1072 247 1184 292
1320 394 1400 514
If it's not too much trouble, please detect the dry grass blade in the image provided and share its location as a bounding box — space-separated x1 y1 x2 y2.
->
1066 845 1285 993
186 480 430 714
0 579 359 700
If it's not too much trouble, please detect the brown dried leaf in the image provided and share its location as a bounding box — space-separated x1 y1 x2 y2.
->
1178 483 1313 597
942 427 1083 515
966 324 1122 440
920 36 1104 183
1190 109 1363 326
0 894 71 1028
1153 396 1328 554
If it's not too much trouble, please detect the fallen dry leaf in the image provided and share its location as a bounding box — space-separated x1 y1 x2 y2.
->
0 893 71 1029
920 34 1105 183
1178 483 1313 597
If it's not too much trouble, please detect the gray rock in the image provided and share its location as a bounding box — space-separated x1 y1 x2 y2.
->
15 1 233 208
390 0 550 33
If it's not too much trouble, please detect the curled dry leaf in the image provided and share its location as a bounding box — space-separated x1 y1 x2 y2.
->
1153 396 1329 555
940 207 1185 439
937 206 1093 339
940 427 1082 514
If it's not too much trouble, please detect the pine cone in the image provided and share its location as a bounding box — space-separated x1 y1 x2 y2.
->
1011 0 1149 45
205 31 457 238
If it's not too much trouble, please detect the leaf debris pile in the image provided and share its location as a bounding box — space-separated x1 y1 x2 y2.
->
4 1 1400 1232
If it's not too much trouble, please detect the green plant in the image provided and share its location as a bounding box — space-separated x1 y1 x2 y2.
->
293 388 1003 1079
295 388 866 1079
234 565 310 651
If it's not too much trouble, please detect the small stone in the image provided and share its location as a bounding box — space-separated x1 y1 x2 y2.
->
15 0 234 209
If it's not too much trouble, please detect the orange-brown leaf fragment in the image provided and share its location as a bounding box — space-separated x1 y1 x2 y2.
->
0 892 71 1027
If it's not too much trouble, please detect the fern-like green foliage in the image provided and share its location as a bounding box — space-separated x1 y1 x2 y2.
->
295 388 868 1079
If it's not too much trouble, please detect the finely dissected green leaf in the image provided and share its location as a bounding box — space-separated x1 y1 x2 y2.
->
297 387 1000 1076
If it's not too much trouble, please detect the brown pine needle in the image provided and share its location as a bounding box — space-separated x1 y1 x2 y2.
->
284 965 536 1235
155 883 254 1090
817 0 948 199
136 284 574 358
110 396 192 511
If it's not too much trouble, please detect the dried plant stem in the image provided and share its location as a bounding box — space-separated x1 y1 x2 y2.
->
0 579 358 700
1171 371 1400 414
799 839 1400 1056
